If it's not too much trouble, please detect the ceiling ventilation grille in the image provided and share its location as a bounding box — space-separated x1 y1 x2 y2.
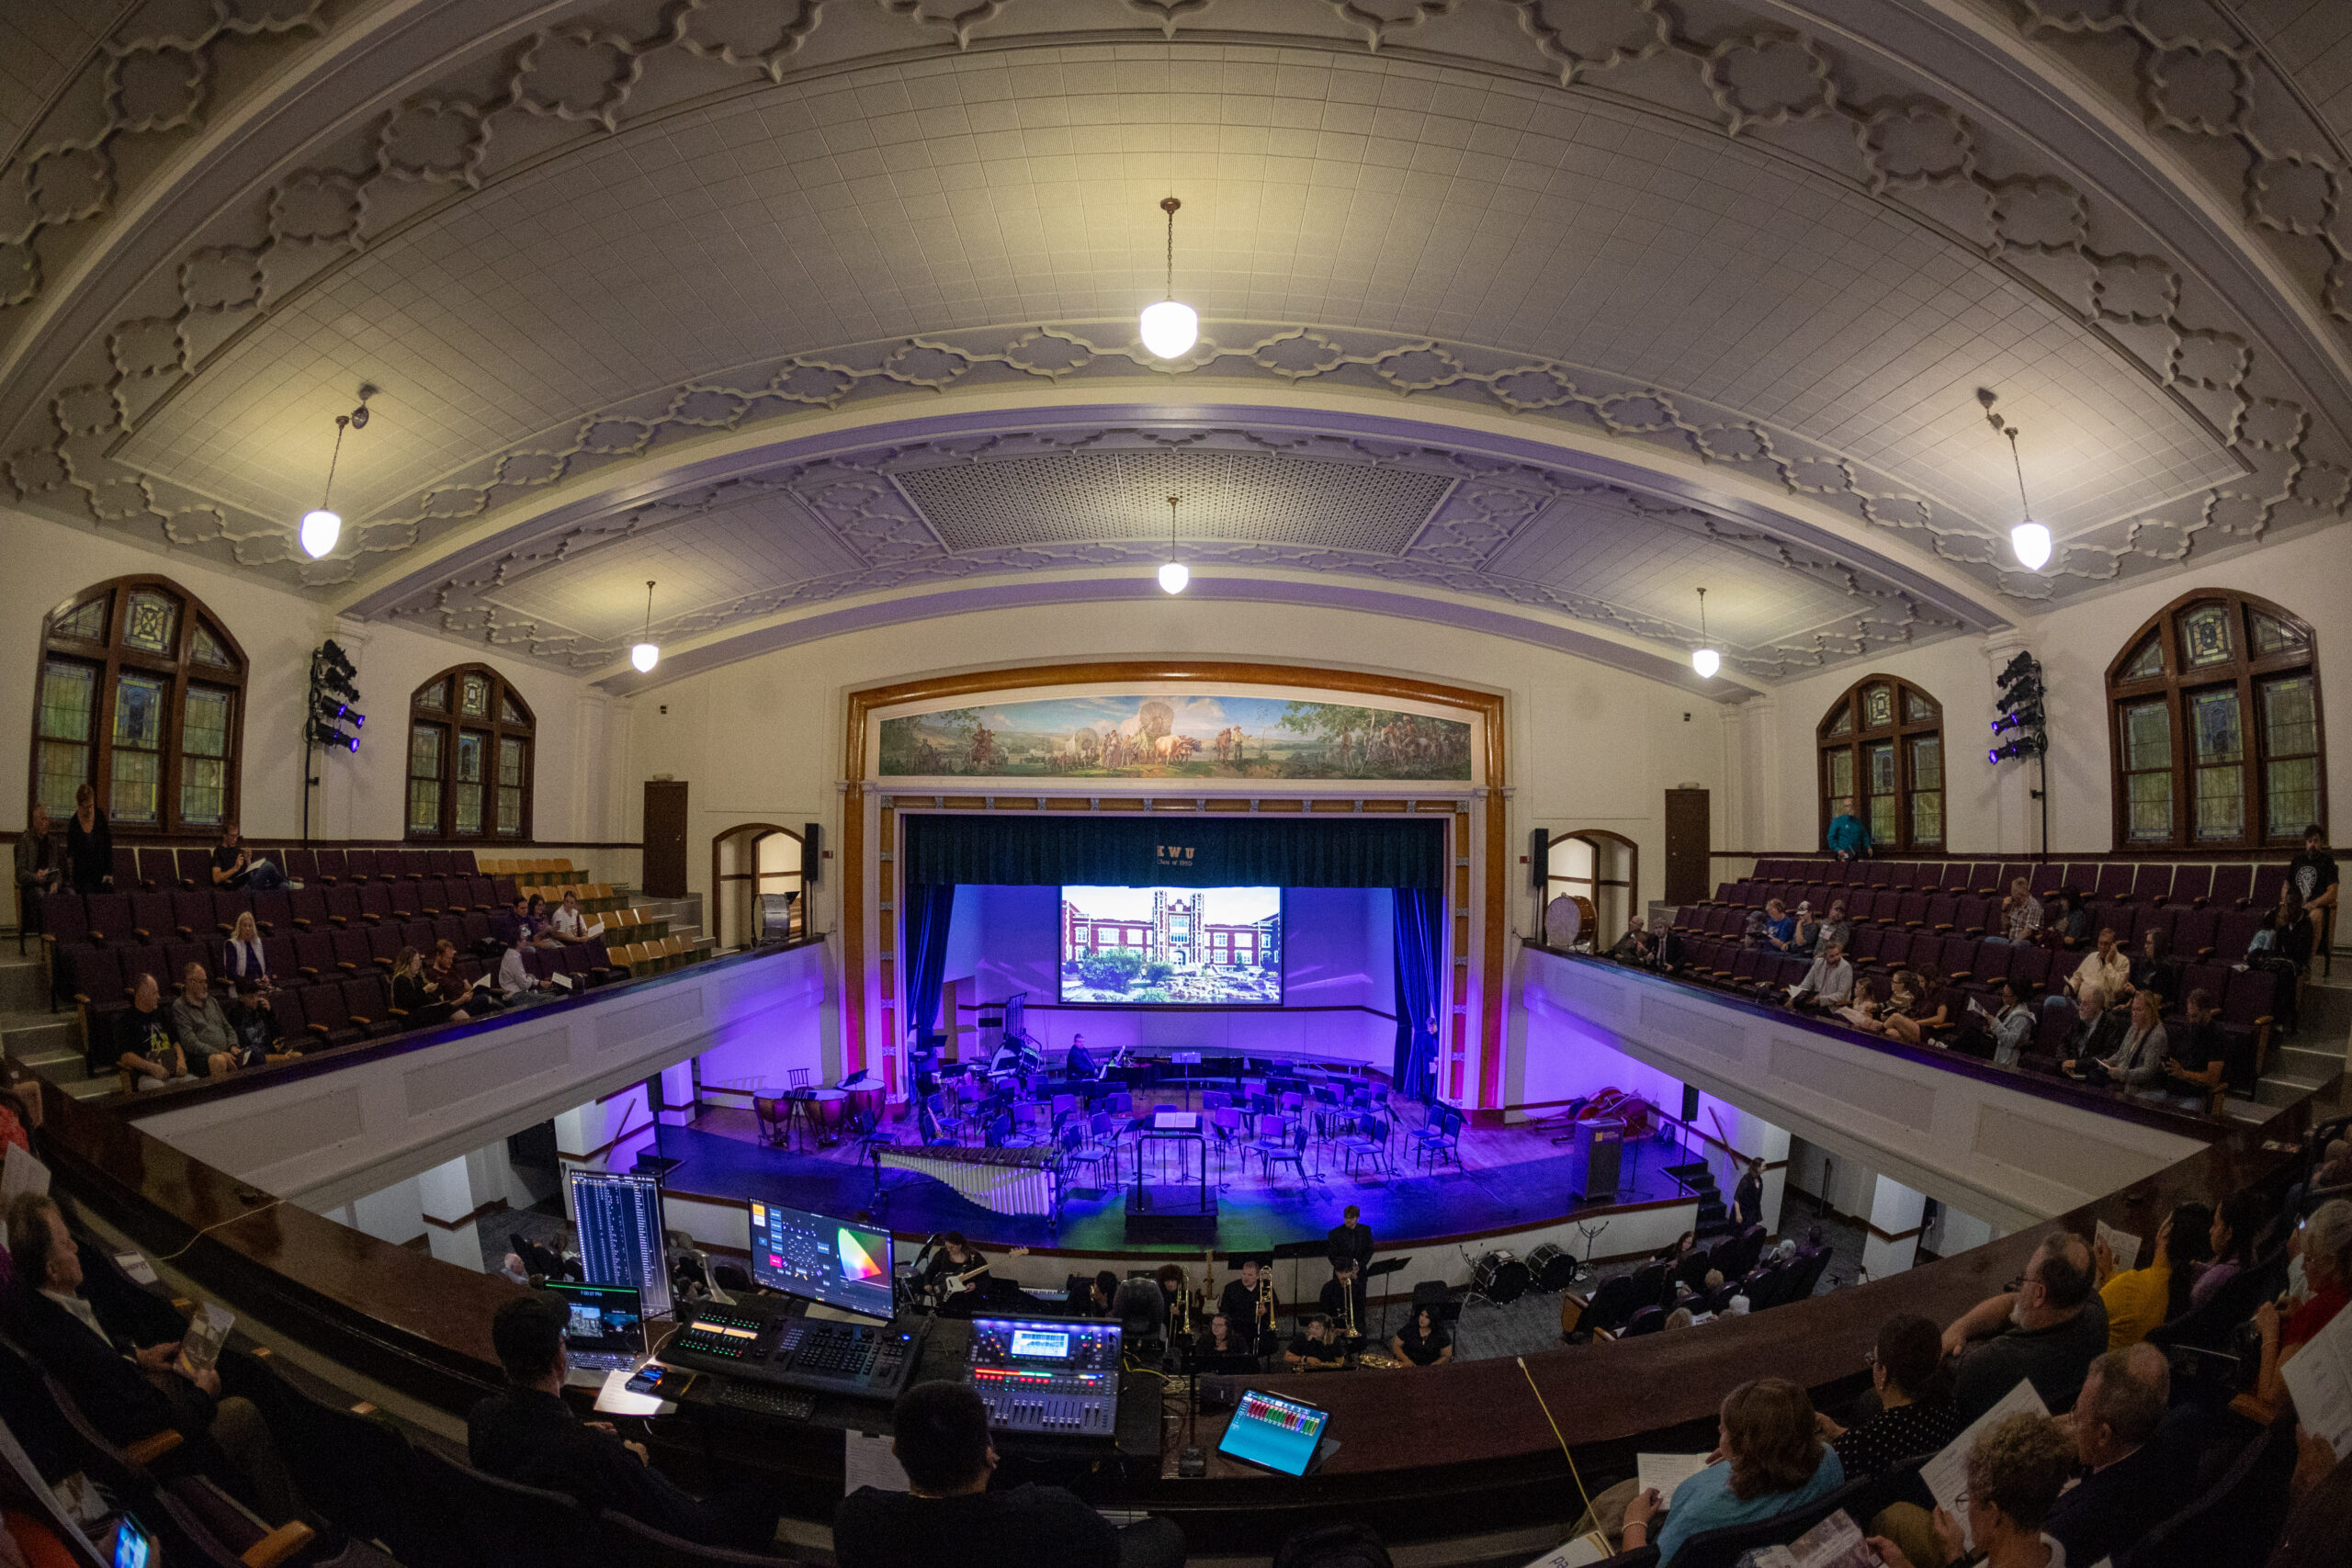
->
893 449 1453 555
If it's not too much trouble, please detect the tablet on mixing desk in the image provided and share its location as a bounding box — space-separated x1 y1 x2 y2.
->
1217 1388 1331 1477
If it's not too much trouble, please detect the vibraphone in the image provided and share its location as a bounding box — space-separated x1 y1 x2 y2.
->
877 1143 1062 1220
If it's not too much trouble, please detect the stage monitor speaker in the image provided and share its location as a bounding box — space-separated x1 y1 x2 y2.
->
1529 828 1548 888
1681 1084 1699 1123
803 821 821 884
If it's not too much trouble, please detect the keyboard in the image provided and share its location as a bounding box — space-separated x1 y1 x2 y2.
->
712 1383 816 1421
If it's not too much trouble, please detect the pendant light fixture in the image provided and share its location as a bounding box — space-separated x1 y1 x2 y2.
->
300 385 374 559
1158 493 1189 594
1138 197 1198 359
1979 387 2052 571
630 580 660 672
1690 587 1720 679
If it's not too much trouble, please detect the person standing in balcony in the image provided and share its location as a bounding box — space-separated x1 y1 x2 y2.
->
1826 799 1871 862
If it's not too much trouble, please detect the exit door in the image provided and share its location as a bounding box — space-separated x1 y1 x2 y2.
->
643 780 688 897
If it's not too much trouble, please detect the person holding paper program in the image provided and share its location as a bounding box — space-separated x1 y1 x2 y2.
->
2235 1198 2352 1426
1864 1411 2076 1568
2092 1202 2213 1348
1578 1377 1844 1560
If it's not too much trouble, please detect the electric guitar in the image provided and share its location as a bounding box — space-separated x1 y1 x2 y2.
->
940 1246 1029 1297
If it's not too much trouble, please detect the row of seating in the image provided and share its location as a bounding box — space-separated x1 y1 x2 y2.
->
39 877 520 955
80 844 492 893
1664 915 2278 1101
1686 894 2280 969
1725 855 2297 909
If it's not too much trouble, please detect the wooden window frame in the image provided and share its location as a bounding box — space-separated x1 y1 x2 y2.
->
2104 589 2324 851
1816 674 1944 853
406 664 535 842
28 575 248 835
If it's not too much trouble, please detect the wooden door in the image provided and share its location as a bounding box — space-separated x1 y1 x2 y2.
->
1664 788 1711 906
643 781 688 897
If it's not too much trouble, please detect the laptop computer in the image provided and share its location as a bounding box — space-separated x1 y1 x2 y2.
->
550 1280 646 1374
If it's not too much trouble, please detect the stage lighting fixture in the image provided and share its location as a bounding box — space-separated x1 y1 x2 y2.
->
1989 737 2046 764
1138 197 1198 359
306 640 365 753
1990 648 2047 768
1159 495 1188 594
1690 587 1719 678
299 387 375 559
632 581 660 671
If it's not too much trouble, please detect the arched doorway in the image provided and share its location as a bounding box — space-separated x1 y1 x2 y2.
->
709 824 806 951
1546 829 1639 943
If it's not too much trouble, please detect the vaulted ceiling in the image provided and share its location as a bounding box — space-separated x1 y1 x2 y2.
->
5 0 2349 694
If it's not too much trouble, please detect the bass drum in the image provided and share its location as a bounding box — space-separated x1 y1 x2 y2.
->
1472 1249 1532 1304
1526 1242 1577 1292
1544 894 1598 950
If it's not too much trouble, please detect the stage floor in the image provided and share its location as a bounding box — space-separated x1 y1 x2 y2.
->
642 1100 1691 1257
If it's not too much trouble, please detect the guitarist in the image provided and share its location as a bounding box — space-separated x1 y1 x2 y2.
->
924 1234 1030 1318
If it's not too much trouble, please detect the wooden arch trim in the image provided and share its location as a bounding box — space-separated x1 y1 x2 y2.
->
841 660 1509 1107
708 822 806 948
1546 826 1641 914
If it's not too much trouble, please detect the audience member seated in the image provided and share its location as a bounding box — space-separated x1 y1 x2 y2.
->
390 945 470 1027
1976 979 2035 1067
524 896 565 950
2041 889 2090 952
220 910 271 988
1872 970 1948 1046
1785 940 1853 1011
1758 898 1796 951
1610 918 1656 966
550 890 594 944
1787 901 1819 954
431 939 498 1014
1988 878 2041 946
13 803 58 937
496 930 553 1001
469 1291 783 1552
167 963 240 1079
1601 1377 1846 1563
107 974 196 1092
1391 1305 1453 1367
2239 1199 2352 1425
2053 927 2130 1010
2160 987 2228 1109
2190 1189 2263 1309
1941 1231 2109 1418
1836 976 1883 1030
2129 928 2177 1007
837 1380 1184 1568
1815 900 1852 957
2094 1201 2212 1348
5 1193 299 1522
1866 1410 2076 1568
208 824 283 892
2247 886 2313 1034
2043 1344 2175 1567
1285 1315 1348 1371
2064 989 2170 1090
219 978 293 1071
2053 987 2127 1075
1815 1314 1962 1476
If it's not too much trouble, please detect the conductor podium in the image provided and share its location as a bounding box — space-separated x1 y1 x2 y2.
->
1125 1112 1216 1242
1563 1118 1623 1203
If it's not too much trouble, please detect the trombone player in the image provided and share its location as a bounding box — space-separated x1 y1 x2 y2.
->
1318 1257 1364 1356
1218 1255 1281 1359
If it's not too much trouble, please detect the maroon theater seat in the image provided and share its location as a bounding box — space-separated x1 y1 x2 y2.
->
311 848 346 884
2173 908 2221 957
2249 864 2287 908
109 848 139 889
40 895 90 947
384 882 418 921
329 929 372 975
248 890 291 934
172 849 210 891
300 985 365 1047
260 934 302 986
1923 894 1958 931
286 888 328 931
364 926 403 968
2208 864 2253 908
126 893 173 942
83 893 133 943
136 848 180 891
342 976 399 1036
280 848 318 885
356 884 393 924
2129 864 2173 905
291 931 338 981
2166 865 2212 908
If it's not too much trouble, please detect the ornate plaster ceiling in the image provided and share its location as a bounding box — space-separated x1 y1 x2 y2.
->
3 0 2349 686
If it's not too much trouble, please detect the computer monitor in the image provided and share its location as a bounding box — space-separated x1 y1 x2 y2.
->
547 1280 645 1363
1217 1388 1330 1477
747 1200 895 1319
570 1169 673 1319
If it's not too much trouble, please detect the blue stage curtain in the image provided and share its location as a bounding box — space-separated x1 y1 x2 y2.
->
899 813 1443 890
1391 886 1442 1099
902 883 956 1052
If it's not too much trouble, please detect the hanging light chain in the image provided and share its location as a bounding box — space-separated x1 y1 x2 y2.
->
1697 585 1709 644
320 416 350 512
2005 426 2032 516
642 580 656 640
1161 196 1180 300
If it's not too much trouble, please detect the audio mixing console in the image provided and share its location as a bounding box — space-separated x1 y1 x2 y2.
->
962 1318 1122 1438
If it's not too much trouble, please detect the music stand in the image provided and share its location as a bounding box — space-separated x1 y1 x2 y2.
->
1365 1256 1410 1340
1271 1237 1331 1333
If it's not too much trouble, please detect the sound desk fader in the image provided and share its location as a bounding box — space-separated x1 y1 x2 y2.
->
963 1318 1122 1438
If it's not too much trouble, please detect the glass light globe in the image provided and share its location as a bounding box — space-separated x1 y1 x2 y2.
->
299 508 341 558
1158 560 1190 594
630 642 660 673
2010 519 2052 571
1139 299 1198 359
1691 647 1721 679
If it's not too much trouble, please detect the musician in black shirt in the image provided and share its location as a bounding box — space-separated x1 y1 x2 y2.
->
1217 1258 1280 1357
1318 1261 1364 1348
1391 1304 1453 1367
1194 1313 1254 1366
836 1382 1185 1568
1285 1316 1349 1371
924 1233 989 1305
1326 1205 1374 1273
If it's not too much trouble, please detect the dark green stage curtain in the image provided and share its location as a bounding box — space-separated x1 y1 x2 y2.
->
899 813 1444 890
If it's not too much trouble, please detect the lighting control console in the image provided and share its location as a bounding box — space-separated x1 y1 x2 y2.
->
962 1318 1121 1438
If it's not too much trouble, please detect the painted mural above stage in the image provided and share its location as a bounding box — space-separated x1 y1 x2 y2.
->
877 694 1473 781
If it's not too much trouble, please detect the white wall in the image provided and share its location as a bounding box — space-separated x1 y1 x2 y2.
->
1763 525 2352 854
0 506 610 842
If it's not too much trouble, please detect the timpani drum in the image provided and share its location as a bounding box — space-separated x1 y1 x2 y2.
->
808 1088 847 1145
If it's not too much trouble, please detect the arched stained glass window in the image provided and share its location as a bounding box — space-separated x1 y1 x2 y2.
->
1818 675 1944 852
